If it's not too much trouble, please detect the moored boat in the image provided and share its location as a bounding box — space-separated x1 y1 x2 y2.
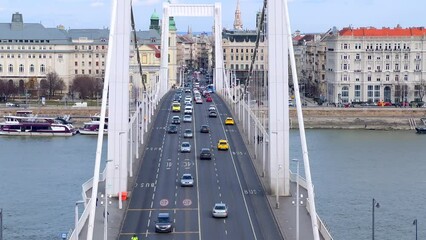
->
0 111 77 136
78 114 108 135
415 126 426 134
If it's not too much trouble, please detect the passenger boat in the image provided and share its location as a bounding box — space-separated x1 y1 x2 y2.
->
415 126 426 134
78 114 108 135
0 114 76 137
415 118 426 134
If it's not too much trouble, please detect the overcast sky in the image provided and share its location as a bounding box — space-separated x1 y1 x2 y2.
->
0 0 424 34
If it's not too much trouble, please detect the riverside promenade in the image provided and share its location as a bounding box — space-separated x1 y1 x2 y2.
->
1 106 425 130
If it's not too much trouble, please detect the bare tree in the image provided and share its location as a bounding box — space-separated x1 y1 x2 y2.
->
25 77 39 98
70 75 97 99
418 78 426 102
42 72 65 99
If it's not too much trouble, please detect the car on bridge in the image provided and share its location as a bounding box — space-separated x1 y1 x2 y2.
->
183 114 192 122
180 173 194 187
171 116 181 124
225 117 235 125
172 102 181 112
183 129 193 138
217 139 229 150
200 148 212 160
208 111 218 118
208 106 216 112
155 213 172 233
206 96 213 102
180 142 191 153
212 203 228 218
167 125 177 134
200 125 210 133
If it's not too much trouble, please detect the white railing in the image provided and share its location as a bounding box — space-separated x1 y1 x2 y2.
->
68 89 162 240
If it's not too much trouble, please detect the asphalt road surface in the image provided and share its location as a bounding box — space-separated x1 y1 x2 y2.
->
119 82 282 240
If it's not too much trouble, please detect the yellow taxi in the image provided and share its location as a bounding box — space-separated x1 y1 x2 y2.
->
172 102 181 112
217 139 229 150
224 117 235 125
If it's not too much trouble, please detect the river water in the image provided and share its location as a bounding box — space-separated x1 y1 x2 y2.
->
0 130 424 239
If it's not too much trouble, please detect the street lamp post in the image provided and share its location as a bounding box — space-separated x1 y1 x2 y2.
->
292 159 300 240
74 200 85 240
413 219 418 240
276 164 282 209
372 198 380 240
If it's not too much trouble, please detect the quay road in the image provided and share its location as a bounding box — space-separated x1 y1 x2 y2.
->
118 90 282 239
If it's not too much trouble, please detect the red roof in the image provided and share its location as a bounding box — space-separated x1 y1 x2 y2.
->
339 27 426 37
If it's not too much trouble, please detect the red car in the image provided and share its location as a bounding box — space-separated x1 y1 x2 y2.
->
206 96 212 102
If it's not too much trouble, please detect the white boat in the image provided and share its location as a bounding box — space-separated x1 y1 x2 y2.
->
79 114 108 135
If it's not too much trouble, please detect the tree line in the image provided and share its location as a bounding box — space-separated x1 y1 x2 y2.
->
0 72 104 101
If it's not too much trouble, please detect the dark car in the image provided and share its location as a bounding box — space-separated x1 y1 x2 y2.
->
200 148 212 160
167 124 177 133
208 111 217 118
200 125 210 133
155 213 172 233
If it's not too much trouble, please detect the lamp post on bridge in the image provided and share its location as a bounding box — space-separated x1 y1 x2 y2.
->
372 198 380 240
413 219 418 240
292 158 300 240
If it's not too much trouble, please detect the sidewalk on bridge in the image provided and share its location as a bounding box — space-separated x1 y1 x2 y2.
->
234 118 322 240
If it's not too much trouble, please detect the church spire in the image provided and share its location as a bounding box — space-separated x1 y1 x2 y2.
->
233 0 243 30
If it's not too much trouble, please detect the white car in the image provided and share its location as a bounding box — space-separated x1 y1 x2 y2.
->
184 106 193 115
208 106 216 112
212 203 228 218
183 115 192 122
180 173 194 187
180 142 191 153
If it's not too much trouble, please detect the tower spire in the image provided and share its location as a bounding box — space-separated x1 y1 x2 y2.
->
233 0 243 30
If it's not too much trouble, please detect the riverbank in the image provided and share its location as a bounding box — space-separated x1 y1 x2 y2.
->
1 106 425 130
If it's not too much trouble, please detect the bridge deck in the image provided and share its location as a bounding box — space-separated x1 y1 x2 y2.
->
77 91 322 240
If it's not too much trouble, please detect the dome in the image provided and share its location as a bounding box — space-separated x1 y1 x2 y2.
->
151 10 159 20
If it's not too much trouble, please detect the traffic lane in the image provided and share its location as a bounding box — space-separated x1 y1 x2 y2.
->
193 100 230 240
121 93 174 235
213 94 283 240
194 99 257 240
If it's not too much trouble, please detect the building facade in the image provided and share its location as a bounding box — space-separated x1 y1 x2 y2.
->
0 12 177 96
324 26 426 104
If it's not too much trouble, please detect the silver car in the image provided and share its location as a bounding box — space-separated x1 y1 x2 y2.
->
180 173 194 187
212 202 228 218
183 129 193 138
183 115 192 122
180 142 191 153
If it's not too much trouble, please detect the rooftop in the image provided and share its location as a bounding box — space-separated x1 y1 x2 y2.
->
339 26 426 37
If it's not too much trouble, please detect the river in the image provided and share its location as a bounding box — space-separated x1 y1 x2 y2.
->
0 130 424 239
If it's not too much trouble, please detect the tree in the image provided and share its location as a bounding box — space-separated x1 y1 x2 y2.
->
43 72 65 99
70 75 97 99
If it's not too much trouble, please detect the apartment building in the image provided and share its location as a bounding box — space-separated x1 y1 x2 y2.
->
324 26 426 104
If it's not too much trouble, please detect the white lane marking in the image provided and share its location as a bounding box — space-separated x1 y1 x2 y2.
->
216 98 258 240
193 99 202 240
147 219 150 227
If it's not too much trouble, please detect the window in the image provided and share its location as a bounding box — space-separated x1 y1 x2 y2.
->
354 85 361 101
30 64 34 73
386 75 390 81
367 75 371 81
8 64 13 73
374 85 380 102
404 75 408 81
75 61 78 66
40 64 45 73
75 69 78 74
0 64 2 72
19 64 24 73
341 86 349 103
82 61 85 67
367 85 374 101
395 63 399 71
395 75 399 81
385 63 390 70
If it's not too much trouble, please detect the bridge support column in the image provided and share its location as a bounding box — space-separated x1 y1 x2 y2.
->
268 0 290 197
